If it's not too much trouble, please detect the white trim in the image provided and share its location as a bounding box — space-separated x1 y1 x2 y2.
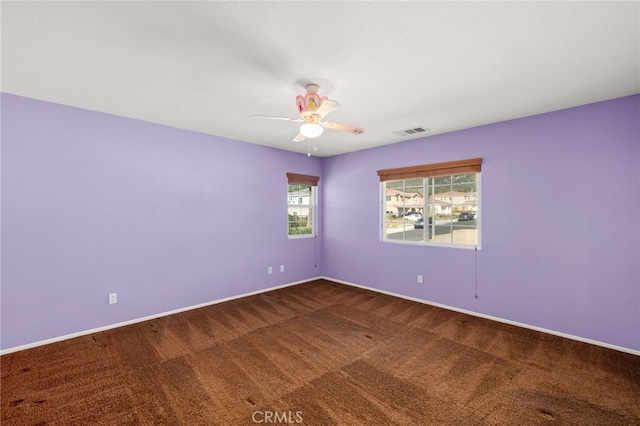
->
4 275 637 357
0 277 323 355
322 276 640 356
287 183 316 239
382 238 477 250
287 234 315 240
381 173 481 250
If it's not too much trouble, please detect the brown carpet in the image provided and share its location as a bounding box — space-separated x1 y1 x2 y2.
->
2 279 639 425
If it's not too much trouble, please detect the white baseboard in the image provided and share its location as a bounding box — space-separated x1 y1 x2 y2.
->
0 277 323 355
4 275 637 357
322 276 640 356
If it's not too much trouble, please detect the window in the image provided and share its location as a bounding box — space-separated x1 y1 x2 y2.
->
287 173 318 238
378 158 481 248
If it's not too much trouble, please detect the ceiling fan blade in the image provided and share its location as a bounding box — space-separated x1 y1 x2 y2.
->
292 132 306 142
251 114 302 122
323 121 365 135
314 99 339 118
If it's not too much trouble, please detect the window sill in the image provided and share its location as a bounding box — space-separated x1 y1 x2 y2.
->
381 239 479 250
288 234 316 240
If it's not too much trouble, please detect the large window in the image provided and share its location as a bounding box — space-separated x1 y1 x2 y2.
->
378 158 481 248
287 173 318 238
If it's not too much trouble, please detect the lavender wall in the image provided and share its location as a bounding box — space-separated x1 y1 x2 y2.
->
2 94 638 353
1 93 322 351
321 95 640 352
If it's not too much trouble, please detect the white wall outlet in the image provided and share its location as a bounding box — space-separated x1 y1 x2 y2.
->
268 266 273 275
417 275 424 284
280 265 285 273
108 293 118 304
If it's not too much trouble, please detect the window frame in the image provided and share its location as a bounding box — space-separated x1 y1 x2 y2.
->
287 173 319 239
378 159 482 249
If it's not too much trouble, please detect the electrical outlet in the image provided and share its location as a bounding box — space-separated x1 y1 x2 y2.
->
417 275 424 284
108 293 117 304
268 266 273 275
280 265 285 273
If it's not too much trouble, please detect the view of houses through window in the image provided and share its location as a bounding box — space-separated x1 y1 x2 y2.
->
383 173 479 247
288 184 314 237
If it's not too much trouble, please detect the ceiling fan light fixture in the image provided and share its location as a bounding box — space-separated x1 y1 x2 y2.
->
300 123 323 139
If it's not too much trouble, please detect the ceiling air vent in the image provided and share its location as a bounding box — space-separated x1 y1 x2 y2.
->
394 126 430 137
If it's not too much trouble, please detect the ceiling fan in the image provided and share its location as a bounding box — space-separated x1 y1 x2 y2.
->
251 83 364 142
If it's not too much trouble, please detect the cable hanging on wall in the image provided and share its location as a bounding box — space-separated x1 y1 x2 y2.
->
474 245 478 299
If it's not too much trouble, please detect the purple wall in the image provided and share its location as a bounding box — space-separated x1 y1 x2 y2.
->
2 94 638 353
321 95 640 352
1 93 322 350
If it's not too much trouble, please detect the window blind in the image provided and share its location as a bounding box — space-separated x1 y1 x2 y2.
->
377 158 482 182
287 173 319 186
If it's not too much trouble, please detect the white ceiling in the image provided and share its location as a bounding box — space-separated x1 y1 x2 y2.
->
2 1 639 157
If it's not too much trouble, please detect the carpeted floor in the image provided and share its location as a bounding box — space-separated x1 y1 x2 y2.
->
2 279 639 425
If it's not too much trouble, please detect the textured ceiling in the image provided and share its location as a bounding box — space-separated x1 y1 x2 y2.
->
2 1 639 157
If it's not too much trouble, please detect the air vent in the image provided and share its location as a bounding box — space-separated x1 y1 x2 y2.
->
394 126 430 137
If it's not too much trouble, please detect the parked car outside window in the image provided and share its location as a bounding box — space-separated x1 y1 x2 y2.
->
458 212 475 221
404 213 422 222
414 217 432 229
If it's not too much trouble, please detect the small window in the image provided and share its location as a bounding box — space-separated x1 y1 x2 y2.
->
378 159 481 248
287 173 319 238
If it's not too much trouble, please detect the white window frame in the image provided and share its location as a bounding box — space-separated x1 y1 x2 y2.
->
381 173 481 249
287 183 316 239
